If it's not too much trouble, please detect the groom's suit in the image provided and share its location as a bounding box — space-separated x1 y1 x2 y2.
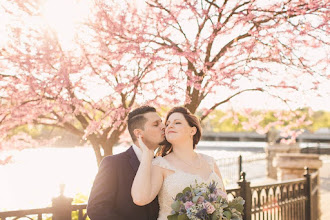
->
87 146 159 220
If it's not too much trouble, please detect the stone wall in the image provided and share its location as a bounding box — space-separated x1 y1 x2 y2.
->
273 153 322 181
265 144 300 179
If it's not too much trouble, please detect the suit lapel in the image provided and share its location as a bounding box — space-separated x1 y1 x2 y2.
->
127 146 140 174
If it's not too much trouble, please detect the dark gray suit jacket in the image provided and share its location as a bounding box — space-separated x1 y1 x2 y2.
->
87 146 159 220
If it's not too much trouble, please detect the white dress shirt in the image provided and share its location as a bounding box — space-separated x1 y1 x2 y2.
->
132 144 142 162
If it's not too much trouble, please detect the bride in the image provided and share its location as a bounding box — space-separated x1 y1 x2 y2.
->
131 106 225 220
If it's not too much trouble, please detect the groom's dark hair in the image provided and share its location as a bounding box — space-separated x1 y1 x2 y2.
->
127 105 156 142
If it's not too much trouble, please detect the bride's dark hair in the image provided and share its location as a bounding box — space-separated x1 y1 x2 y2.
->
156 106 202 157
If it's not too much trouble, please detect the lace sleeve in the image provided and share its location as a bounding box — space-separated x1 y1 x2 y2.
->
152 156 176 171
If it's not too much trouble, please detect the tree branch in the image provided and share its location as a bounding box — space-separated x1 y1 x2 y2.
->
210 32 251 66
201 88 263 120
148 0 189 42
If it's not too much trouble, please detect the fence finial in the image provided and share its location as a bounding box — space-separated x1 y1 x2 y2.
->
59 183 65 196
240 171 246 181
304 166 310 175
52 184 73 220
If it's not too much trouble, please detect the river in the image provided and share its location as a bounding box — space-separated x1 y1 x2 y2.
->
0 141 268 211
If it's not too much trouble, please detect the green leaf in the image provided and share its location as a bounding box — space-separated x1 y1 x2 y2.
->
178 214 189 220
171 200 181 212
228 197 245 213
183 187 191 194
167 214 178 220
221 203 228 208
211 211 220 220
175 193 184 200
223 210 232 219
192 195 200 203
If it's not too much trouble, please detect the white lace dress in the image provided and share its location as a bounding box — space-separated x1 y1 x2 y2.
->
152 153 225 220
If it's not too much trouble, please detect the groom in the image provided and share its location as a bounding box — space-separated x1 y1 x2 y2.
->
87 106 165 220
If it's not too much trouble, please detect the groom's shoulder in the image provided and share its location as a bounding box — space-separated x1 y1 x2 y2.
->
101 147 131 164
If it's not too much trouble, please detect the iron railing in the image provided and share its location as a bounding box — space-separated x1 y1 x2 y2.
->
225 167 320 220
216 154 266 185
0 205 88 220
0 168 319 220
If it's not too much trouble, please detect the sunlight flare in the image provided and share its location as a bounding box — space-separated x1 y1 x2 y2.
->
41 0 90 48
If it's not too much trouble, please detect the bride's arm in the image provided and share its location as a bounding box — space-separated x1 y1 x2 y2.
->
131 137 164 206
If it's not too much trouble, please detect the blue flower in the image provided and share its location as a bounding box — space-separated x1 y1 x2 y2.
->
208 181 218 193
196 208 208 219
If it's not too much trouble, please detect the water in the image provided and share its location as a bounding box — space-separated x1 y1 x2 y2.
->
0 141 265 211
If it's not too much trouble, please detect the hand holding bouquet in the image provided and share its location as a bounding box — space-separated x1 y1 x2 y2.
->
167 181 244 220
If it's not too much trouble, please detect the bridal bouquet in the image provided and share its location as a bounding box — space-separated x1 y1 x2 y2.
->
167 181 244 220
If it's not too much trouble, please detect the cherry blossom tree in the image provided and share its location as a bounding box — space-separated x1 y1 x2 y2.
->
0 70 44 164
121 0 328 142
98 0 328 143
134 0 329 119
0 0 164 165
1 0 329 165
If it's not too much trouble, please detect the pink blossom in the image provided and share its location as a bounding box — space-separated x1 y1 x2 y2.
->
184 201 194 210
216 189 228 199
209 193 218 201
197 196 205 204
203 202 216 214
0 156 12 165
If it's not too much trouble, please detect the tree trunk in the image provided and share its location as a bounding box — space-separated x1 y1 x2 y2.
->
185 88 202 114
89 138 103 166
185 101 198 114
103 141 114 160
89 128 124 167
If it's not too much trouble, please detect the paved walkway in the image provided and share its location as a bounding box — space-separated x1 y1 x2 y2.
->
319 155 330 220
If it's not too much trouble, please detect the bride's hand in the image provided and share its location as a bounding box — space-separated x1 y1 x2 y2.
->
137 135 154 159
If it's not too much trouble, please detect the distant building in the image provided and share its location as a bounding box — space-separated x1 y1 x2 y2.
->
315 127 330 134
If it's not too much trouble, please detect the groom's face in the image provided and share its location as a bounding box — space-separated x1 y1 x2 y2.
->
140 112 165 150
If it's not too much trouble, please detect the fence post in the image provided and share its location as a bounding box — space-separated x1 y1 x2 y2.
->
238 172 252 220
304 167 312 220
52 184 73 220
238 155 242 180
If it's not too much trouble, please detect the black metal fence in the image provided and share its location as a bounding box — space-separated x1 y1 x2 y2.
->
0 167 319 220
0 204 88 220
226 167 320 220
216 154 266 186
0 184 89 220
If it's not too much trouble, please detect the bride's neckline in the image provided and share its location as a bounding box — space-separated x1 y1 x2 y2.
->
160 155 215 182
173 169 216 182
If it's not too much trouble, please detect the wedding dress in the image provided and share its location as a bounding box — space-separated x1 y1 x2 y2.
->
152 153 225 220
